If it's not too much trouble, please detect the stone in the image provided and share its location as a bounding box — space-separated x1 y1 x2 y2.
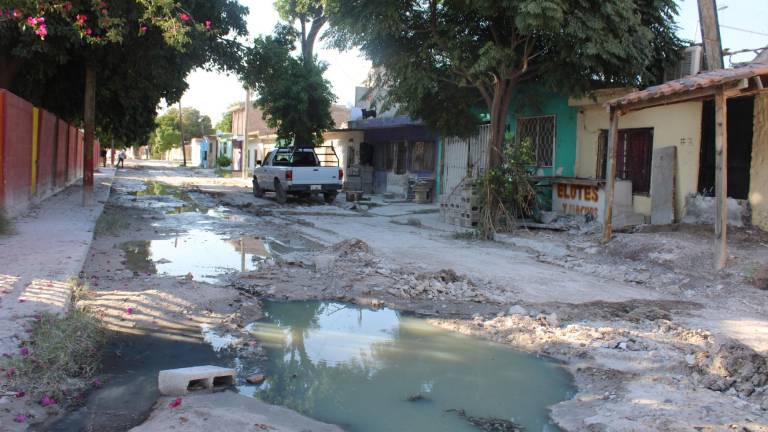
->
246 374 266 385
158 365 235 396
507 305 527 316
761 397 768 411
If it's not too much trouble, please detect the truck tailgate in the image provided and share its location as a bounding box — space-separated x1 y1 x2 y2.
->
291 167 340 185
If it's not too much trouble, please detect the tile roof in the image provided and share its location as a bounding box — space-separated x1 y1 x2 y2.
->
606 62 768 109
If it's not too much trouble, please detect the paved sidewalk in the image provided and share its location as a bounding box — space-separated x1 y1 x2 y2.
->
0 169 115 355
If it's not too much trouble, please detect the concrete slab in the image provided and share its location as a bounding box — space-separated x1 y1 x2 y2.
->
0 169 115 355
130 392 344 432
650 146 677 225
158 365 235 396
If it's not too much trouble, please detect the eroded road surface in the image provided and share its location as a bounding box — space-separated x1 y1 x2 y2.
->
51 160 768 431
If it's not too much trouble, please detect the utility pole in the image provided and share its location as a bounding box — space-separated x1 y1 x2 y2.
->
242 88 250 179
82 64 95 207
179 101 186 167
698 0 724 70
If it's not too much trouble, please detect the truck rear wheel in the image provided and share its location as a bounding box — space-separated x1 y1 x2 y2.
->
274 179 287 204
253 178 265 198
323 191 338 204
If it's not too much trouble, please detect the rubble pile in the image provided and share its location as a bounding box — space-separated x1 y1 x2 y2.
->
696 341 768 403
385 269 489 302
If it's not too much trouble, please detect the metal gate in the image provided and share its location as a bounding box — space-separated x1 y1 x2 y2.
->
441 124 491 197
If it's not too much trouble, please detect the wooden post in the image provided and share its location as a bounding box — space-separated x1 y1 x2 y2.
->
698 0 724 70
83 64 95 207
714 87 728 269
602 107 620 243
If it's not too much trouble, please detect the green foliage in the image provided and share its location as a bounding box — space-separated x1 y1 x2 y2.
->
477 137 539 240
216 154 232 168
216 110 233 133
327 0 683 155
152 107 213 154
241 25 336 148
3 306 106 405
0 0 248 146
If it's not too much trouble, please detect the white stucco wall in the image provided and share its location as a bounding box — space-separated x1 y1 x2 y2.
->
575 102 703 218
751 94 768 231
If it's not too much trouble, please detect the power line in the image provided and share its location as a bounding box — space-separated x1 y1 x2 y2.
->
720 25 768 37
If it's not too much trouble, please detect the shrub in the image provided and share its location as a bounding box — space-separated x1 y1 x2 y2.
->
217 154 232 168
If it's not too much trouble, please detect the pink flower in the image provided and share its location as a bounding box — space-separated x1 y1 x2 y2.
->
125 307 134 315
204 20 211 29
40 395 56 407
85 27 92 35
12 9 22 18
179 13 190 22
169 398 182 408
63 2 73 12
13 414 26 423
75 14 87 24
37 17 44 23
35 25 47 39
15 391 25 398
20 347 29 357
27 16 38 26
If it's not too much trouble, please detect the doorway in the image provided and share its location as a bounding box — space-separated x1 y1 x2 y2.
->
698 96 754 199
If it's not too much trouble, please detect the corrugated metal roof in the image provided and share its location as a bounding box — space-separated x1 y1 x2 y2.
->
606 63 768 109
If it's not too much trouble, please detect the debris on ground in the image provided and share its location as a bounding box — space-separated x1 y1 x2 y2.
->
446 409 523 432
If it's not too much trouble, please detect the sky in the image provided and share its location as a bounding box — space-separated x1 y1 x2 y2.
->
177 0 768 124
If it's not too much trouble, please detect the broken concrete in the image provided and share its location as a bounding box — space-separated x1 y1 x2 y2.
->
682 193 747 226
650 146 676 225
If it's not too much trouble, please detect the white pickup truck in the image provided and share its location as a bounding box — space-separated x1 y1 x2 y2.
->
252 148 343 204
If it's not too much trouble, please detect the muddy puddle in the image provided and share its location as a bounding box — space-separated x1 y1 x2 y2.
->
119 230 299 283
244 301 574 432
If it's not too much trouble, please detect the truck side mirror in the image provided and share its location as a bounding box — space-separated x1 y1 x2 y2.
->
256 160 262 166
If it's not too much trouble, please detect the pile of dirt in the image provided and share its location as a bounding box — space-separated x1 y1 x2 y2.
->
387 269 488 302
696 340 768 401
333 238 371 257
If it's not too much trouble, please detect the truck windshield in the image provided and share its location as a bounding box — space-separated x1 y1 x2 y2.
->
290 151 319 167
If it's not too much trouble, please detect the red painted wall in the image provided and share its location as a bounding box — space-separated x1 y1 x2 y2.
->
37 109 57 197
55 119 68 187
0 90 98 216
2 91 33 213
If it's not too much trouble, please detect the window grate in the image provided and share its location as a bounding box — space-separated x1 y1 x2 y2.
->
516 115 555 167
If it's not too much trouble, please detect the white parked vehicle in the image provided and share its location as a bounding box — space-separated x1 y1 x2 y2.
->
252 148 343 204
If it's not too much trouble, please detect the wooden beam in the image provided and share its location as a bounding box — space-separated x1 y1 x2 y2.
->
714 86 728 270
613 87 718 114
602 107 620 243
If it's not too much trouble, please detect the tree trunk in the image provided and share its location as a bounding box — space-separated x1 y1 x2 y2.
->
486 79 514 170
83 64 96 206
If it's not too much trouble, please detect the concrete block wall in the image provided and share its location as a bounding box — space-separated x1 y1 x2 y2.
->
440 177 480 228
0 89 99 217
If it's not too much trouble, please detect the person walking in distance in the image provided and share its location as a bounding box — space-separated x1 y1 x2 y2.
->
117 150 126 168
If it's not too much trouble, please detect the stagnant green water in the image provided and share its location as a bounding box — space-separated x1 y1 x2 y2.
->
243 301 574 432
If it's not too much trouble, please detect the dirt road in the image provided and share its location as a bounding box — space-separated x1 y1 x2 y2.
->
54 160 768 431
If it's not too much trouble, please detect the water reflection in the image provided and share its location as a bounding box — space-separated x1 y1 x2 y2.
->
247 301 573 432
119 231 275 283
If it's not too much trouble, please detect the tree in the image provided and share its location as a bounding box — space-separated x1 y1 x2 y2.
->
241 25 335 148
1 0 248 203
152 107 212 155
327 0 683 169
274 0 329 63
216 110 234 133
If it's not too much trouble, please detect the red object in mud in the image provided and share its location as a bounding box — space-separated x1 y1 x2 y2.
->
169 398 182 408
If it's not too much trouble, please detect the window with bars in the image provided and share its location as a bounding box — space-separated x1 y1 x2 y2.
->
516 115 555 167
